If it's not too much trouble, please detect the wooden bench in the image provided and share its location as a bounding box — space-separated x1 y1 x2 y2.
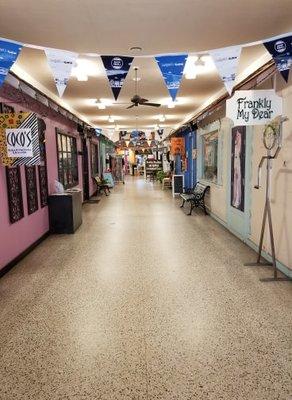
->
180 182 210 215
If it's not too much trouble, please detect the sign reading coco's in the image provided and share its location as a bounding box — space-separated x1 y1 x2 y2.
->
5 128 33 157
226 90 283 125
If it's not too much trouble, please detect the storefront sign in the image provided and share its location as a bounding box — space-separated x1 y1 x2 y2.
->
45 48 78 97
6 128 33 157
0 39 22 86
210 46 241 95
226 90 283 125
101 56 133 100
264 35 292 82
155 55 187 101
0 112 40 166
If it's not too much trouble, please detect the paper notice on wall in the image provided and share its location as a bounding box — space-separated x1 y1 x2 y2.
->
0 39 23 86
6 128 33 157
45 48 78 97
155 54 188 101
263 35 292 82
226 90 283 125
210 46 241 95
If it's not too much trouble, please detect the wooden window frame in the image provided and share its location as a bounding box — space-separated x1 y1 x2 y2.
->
56 128 79 189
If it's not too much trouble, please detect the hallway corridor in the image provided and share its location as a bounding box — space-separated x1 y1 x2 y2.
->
0 178 291 400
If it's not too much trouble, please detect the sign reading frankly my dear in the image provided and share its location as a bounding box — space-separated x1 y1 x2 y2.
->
6 128 33 157
226 90 283 125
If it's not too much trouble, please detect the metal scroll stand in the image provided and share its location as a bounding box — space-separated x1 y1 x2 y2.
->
245 116 291 282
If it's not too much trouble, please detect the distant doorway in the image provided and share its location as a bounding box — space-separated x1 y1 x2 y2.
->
82 138 90 201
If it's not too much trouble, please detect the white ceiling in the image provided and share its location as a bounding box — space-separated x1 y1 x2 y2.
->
1 0 292 139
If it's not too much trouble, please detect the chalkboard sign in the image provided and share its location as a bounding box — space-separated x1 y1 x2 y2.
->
145 160 162 170
172 174 184 197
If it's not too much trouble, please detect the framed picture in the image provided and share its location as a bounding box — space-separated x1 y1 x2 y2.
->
0 103 15 114
230 126 246 211
202 131 218 183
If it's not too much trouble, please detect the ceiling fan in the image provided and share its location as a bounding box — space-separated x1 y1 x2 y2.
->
127 67 161 109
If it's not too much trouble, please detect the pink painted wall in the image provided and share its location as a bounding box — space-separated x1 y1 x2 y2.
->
0 93 85 271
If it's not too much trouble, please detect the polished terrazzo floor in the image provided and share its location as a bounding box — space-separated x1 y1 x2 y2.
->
0 177 291 400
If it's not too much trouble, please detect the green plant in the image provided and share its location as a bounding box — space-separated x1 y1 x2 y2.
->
156 170 167 183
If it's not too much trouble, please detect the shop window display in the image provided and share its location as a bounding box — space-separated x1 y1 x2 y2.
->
56 129 78 189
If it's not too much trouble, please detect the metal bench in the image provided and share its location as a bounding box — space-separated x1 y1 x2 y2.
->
180 182 210 215
93 175 111 196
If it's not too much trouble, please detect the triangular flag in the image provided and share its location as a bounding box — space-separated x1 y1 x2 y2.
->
45 48 78 97
101 56 133 100
263 35 292 82
155 54 187 101
0 39 23 86
210 46 242 95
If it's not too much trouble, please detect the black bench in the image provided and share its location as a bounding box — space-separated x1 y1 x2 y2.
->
180 182 210 215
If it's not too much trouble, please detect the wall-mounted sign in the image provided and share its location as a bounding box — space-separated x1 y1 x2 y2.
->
0 112 40 166
6 128 33 157
170 137 185 156
226 90 283 126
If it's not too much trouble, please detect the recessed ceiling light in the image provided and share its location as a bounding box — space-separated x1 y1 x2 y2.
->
97 103 106 110
167 101 176 109
76 73 88 82
130 46 142 52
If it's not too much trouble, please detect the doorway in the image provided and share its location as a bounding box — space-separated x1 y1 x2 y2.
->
226 126 253 241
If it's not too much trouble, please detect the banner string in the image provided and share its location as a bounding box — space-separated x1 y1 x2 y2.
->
0 31 286 58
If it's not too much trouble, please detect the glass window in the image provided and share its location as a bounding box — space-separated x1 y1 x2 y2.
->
202 131 218 183
56 129 79 189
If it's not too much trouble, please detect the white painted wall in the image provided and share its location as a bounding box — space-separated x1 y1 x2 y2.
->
197 78 292 271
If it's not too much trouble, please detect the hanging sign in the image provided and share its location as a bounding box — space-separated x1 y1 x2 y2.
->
0 39 23 86
210 46 241 95
95 128 102 136
101 56 133 100
226 90 283 126
6 128 33 157
263 35 292 82
45 48 78 97
155 54 187 101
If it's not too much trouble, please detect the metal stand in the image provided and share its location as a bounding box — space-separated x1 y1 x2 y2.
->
245 116 291 282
